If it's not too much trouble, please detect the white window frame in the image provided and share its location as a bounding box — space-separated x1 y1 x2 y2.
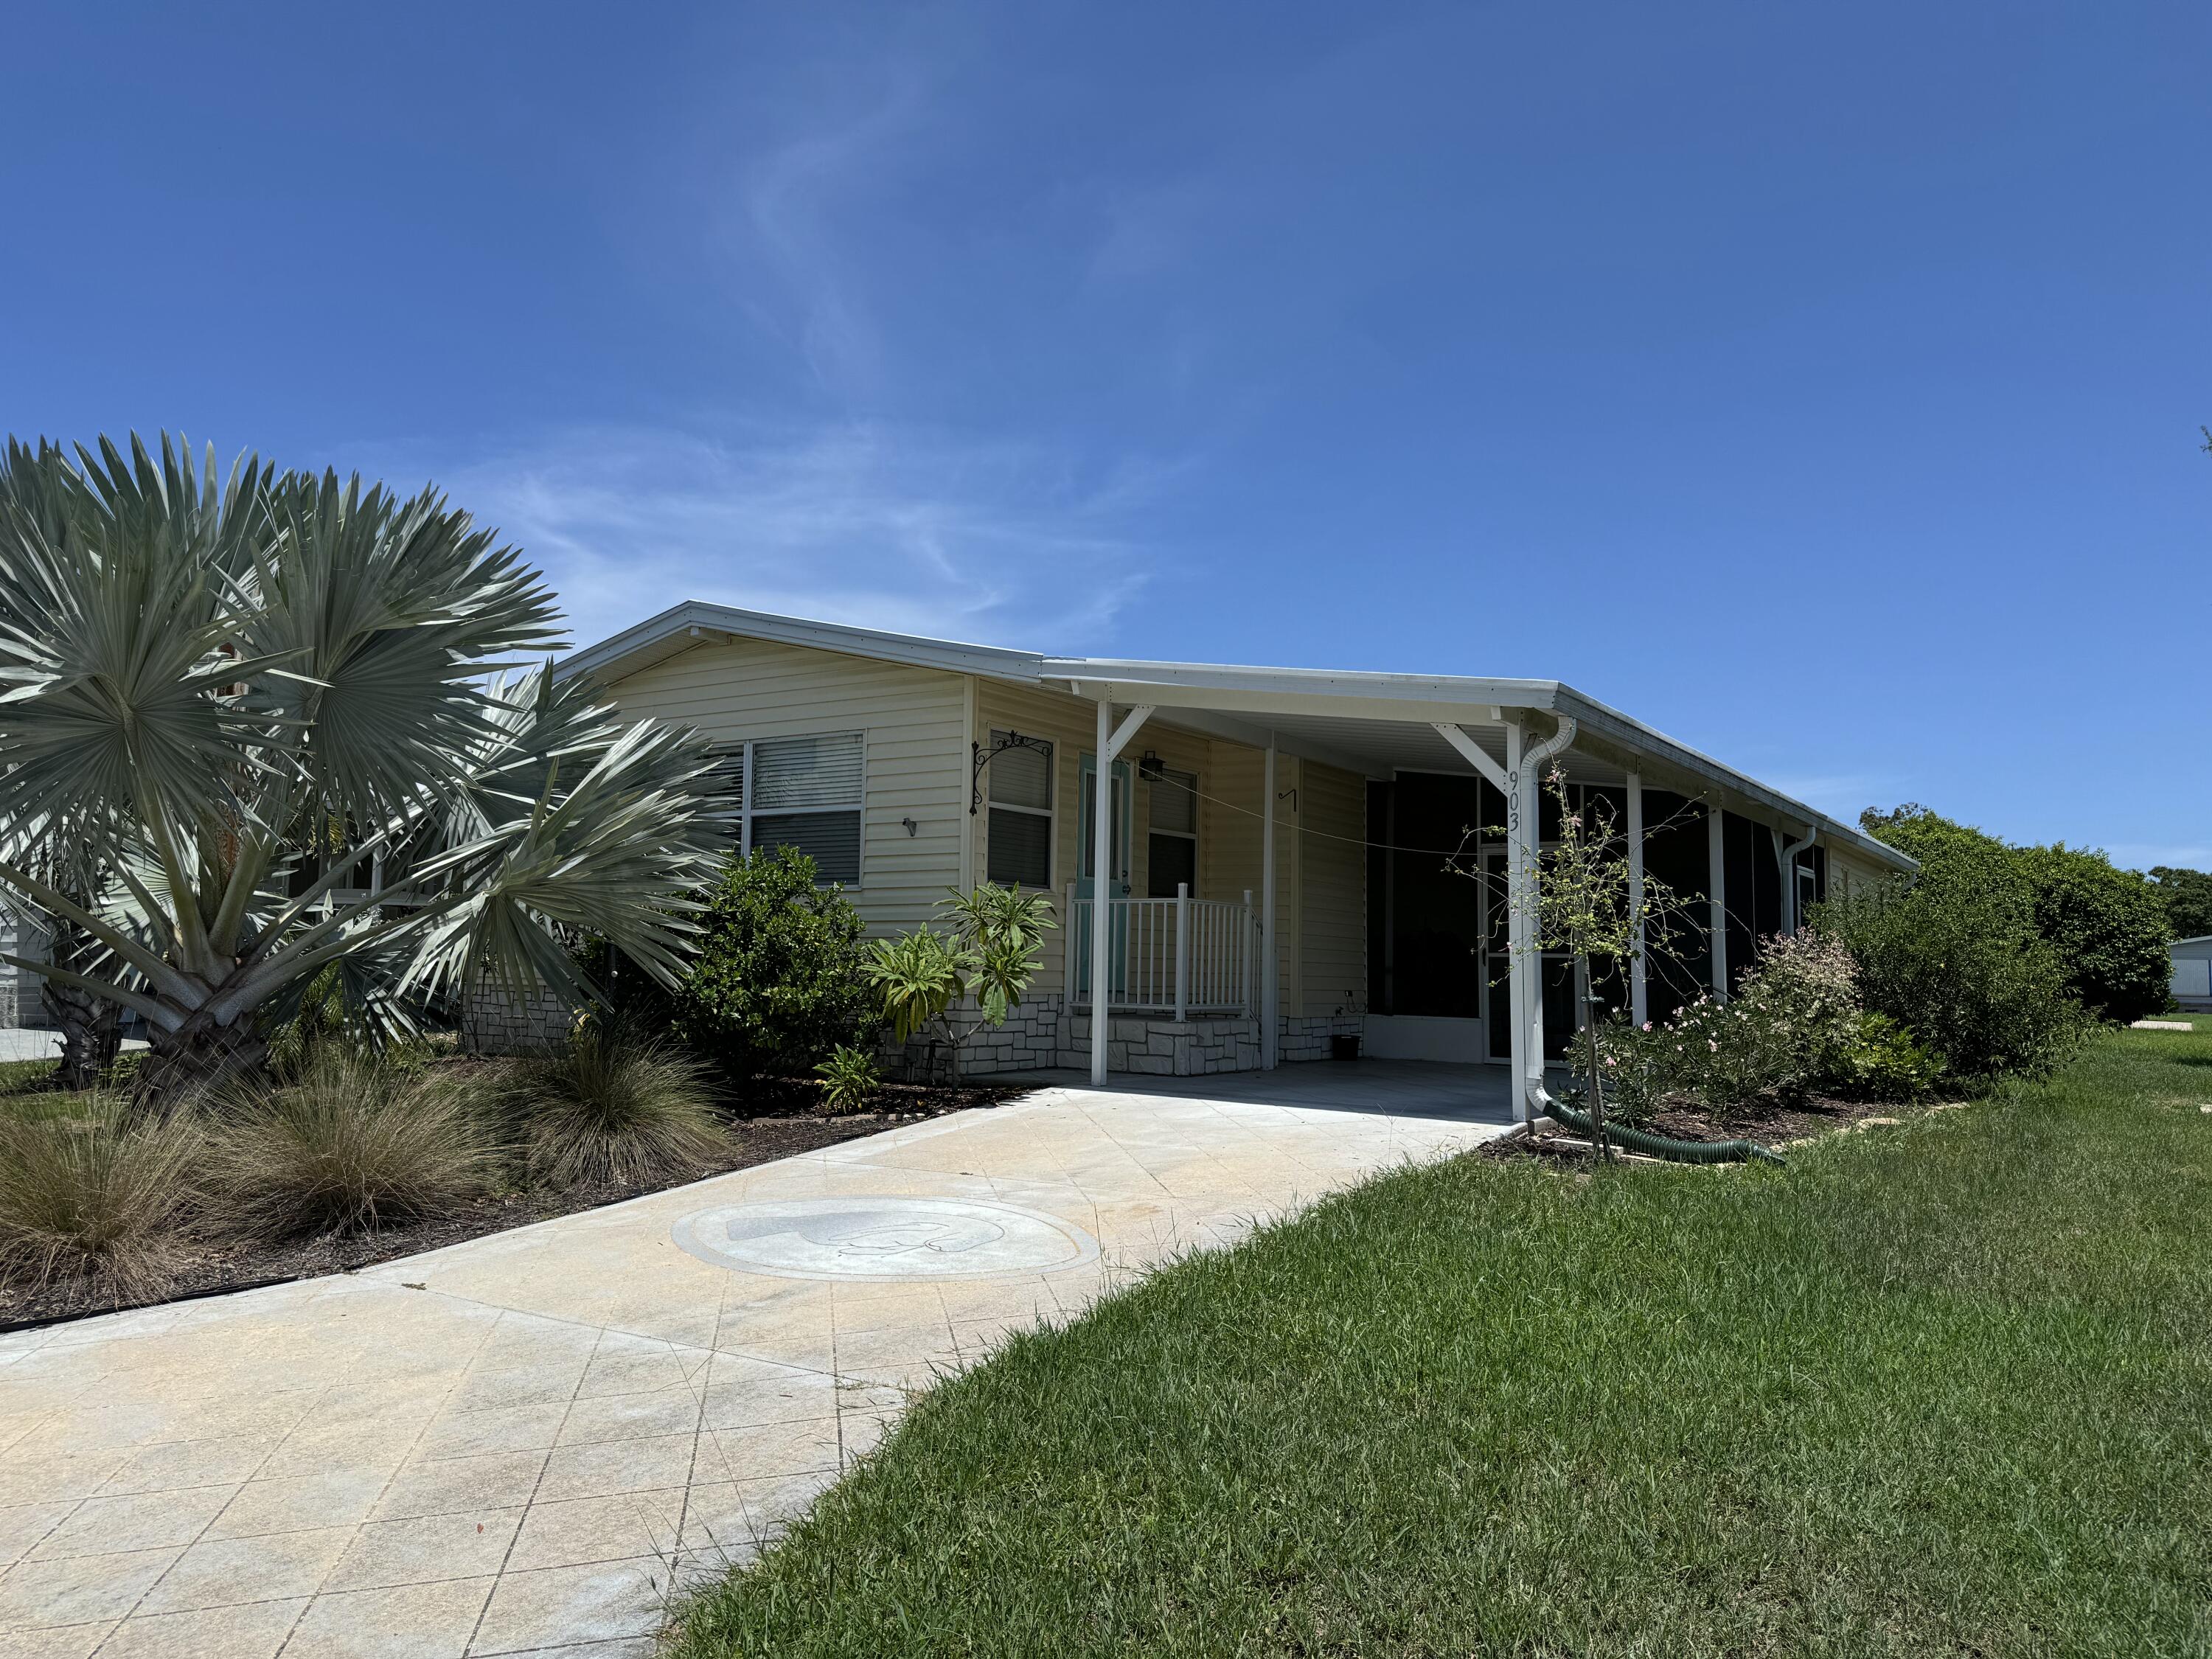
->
721 731 866 888
1145 765 1200 899
985 730 1054 888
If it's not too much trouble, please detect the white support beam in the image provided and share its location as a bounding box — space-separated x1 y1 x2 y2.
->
1091 698 1115 1085
1503 721 1530 1121
1708 802 1728 1000
1430 722 1510 793
1627 771 1647 1028
1261 741 1279 1070
1103 703 1155 765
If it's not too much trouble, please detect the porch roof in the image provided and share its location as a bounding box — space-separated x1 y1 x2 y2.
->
560 600 1914 875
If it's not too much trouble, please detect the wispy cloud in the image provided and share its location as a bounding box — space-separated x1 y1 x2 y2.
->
419 421 1158 653
2104 843 2212 873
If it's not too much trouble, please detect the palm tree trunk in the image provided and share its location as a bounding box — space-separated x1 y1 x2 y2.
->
139 1016 267 1099
41 978 120 1091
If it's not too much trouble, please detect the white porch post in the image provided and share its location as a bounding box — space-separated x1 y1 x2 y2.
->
1627 770 1647 1028
1261 740 1279 1070
1503 722 1531 1121
1517 740 1547 1110
1708 802 1728 1001
1090 698 1113 1083
1174 881 1190 1024
1088 695 1155 1085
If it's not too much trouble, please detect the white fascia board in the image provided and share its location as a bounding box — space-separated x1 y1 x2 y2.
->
558 601 1047 687
2173 935 2212 950
1044 657 1560 715
1551 688 1914 874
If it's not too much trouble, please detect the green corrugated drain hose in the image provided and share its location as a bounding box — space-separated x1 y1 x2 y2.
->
1537 1092 1787 1166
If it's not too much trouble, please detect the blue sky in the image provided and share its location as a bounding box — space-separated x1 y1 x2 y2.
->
3 3 2206 865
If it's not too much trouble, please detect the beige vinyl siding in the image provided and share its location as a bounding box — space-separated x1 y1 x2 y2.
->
1825 847 1890 900
970 682 1327 1007
1295 760 1366 1017
595 636 965 935
972 681 1118 998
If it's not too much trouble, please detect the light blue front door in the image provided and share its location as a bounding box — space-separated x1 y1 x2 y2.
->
1077 754 1131 1000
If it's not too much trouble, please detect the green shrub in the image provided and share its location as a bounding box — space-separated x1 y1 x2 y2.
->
1582 930 1863 1121
203 1051 503 1238
1819 810 2086 1082
0 1096 198 1295
509 1022 726 1189
2013 843 2172 1023
673 846 880 1077
813 1044 882 1114
1821 1012 1941 1102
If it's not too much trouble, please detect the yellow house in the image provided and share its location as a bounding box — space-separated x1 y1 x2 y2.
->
559 604 1913 1118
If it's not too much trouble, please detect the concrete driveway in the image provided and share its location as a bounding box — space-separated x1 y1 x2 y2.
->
0 1063 1510 1657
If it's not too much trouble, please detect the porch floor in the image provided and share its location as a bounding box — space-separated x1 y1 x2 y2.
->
990 1057 1517 1123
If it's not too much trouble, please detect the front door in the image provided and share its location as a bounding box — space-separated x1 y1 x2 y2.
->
1077 754 1132 1001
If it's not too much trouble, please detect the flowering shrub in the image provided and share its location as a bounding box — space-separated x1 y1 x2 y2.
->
1578 930 1867 1122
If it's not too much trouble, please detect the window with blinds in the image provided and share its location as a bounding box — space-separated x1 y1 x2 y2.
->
985 731 1053 888
1146 767 1197 897
717 732 865 886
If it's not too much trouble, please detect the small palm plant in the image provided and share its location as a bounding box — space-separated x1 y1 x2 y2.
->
0 435 730 1096
865 883 1057 1081
813 1044 881 1113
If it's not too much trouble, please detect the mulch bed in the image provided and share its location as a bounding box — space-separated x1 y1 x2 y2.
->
0 1077 1025 1334
1486 1093 1902 1164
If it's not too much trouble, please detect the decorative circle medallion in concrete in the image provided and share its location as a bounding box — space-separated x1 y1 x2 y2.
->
672 1196 1100 1282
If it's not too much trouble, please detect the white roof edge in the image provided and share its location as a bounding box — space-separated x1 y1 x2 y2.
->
555 601 1046 686
556 603 1912 874
1040 656 1911 874
2173 935 2212 949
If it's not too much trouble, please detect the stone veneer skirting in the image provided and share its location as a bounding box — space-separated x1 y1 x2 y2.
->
462 978 1367 1079
885 992 1365 1080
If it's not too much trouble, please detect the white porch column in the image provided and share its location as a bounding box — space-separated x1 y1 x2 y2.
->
1517 742 1547 1107
1090 698 1113 1084
1503 721 1531 1121
1708 802 1728 1001
1088 695 1156 1085
1627 770 1647 1027
1261 740 1279 1070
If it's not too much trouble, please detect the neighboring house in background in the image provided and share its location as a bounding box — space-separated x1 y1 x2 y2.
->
552 604 1914 1110
0 910 47 1029
2171 936 2212 1011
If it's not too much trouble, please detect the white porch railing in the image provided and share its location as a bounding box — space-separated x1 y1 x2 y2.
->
1065 883 1255 1018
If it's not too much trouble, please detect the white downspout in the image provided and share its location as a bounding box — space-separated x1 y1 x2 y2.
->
1508 716 1576 1122
1777 824 1817 935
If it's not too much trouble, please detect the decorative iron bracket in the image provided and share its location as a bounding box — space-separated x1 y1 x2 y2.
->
970 731 1054 814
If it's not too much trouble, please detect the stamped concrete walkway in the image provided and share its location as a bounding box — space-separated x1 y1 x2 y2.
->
0 1062 1511 1658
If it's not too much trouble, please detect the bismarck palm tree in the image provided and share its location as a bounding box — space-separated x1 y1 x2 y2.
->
0 434 727 1096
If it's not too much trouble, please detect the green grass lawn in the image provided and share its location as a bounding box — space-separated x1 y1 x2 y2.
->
673 1026 2212 1658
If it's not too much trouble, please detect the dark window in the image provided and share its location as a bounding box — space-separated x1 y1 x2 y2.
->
986 731 1054 888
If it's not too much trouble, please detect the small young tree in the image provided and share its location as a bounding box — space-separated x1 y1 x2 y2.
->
1478 768 1691 1159
865 884 1057 1082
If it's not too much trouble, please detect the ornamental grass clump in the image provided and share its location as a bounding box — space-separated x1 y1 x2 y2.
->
202 1049 503 1238
508 1022 726 1190
0 1096 198 1295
